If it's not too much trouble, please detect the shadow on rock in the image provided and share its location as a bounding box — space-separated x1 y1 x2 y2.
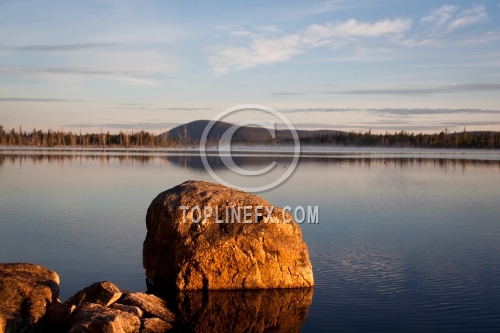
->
171 288 313 333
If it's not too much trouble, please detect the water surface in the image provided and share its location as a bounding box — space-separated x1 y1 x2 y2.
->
1 150 500 332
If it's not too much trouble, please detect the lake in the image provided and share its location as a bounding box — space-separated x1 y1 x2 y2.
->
1 148 500 332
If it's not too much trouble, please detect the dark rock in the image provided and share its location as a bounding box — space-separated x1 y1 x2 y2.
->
66 281 122 307
44 299 75 330
175 288 313 332
66 302 140 333
120 293 175 323
143 180 314 290
0 263 59 333
140 318 172 333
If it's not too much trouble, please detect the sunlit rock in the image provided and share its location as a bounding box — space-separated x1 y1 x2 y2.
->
143 180 314 290
65 302 140 333
0 263 60 333
65 281 122 307
119 292 175 323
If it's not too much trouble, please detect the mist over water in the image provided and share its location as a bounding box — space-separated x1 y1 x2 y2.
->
1 150 500 332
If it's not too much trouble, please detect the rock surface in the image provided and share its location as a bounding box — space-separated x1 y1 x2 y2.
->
119 292 175 323
0 263 60 333
175 288 313 333
66 302 141 333
65 281 122 307
143 180 314 290
110 303 143 318
60 287 175 333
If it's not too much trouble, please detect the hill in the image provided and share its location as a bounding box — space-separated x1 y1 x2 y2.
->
160 120 342 143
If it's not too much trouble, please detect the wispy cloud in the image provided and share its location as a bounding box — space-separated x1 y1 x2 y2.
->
114 106 212 111
421 5 458 25
281 108 360 113
165 107 212 111
281 107 500 115
0 97 77 102
0 66 167 86
65 122 183 131
421 5 487 34
210 18 411 74
324 83 500 95
447 6 487 33
367 108 500 115
6 43 123 52
270 92 307 97
275 0 355 20
304 19 411 39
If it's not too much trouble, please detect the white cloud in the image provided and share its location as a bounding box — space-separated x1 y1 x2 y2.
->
328 19 411 37
421 5 458 25
447 6 487 32
209 35 303 75
210 18 411 74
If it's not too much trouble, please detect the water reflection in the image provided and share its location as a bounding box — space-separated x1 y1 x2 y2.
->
169 288 313 333
1 152 500 171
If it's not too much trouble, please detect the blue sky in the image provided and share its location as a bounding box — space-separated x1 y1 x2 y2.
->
1 0 499 134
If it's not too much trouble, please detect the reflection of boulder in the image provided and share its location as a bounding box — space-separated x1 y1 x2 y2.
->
144 181 314 290
175 288 313 333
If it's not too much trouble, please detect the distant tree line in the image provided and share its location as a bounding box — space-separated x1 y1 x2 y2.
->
0 124 499 149
0 125 176 148
296 129 500 149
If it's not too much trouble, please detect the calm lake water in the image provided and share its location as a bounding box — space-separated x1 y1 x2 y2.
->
1 149 500 332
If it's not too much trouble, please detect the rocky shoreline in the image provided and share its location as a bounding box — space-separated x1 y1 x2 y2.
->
0 263 313 333
1 181 315 332
0 263 175 333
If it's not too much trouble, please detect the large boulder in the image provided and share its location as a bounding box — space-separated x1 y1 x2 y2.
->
0 263 60 333
143 180 314 290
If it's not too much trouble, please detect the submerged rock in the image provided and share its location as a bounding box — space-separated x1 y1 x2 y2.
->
143 180 314 290
0 263 60 333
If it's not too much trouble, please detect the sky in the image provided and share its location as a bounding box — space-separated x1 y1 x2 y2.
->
0 0 500 134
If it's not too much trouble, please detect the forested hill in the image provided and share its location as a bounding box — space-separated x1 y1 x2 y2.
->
161 120 342 143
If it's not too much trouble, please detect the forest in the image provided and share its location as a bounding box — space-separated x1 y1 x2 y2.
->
0 124 499 149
